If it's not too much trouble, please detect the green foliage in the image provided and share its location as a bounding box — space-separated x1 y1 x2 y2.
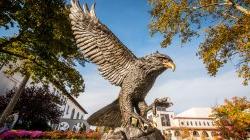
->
0 0 21 29
149 0 250 85
0 0 85 96
211 96 250 139
179 127 190 139
0 86 63 131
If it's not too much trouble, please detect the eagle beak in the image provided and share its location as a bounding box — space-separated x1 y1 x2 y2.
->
163 61 176 72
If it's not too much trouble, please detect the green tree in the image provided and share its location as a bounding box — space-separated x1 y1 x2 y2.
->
0 86 63 131
0 0 85 124
180 127 190 139
211 96 250 139
148 0 250 85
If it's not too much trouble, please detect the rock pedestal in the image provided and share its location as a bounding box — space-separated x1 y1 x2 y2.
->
101 127 164 140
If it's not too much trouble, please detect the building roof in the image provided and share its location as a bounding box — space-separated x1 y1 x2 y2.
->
66 94 88 114
175 107 212 119
0 67 88 114
165 126 218 131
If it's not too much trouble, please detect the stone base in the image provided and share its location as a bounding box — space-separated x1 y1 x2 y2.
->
101 127 164 140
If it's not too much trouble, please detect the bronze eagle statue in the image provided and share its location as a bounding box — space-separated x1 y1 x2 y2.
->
69 0 175 131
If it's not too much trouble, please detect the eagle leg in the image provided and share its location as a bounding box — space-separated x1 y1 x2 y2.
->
121 111 152 132
119 96 153 133
135 100 148 117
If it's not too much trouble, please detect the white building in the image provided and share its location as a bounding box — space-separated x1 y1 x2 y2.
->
0 64 23 95
54 92 90 131
147 107 220 140
0 65 89 131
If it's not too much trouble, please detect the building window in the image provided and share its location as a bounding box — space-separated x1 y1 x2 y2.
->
62 105 66 113
161 107 166 111
181 122 184 126
174 131 180 137
190 121 193 126
157 107 166 111
193 131 199 137
157 107 161 111
199 121 201 126
202 131 209 137
70 108 75 119
66 105 70 114
195 121 197 126
203 121 206 126
186 121 189 126
211 131 218 136
81 115 84 120
62 97 66 105
207 122 210 126
76 112 79 119
160 114 170 126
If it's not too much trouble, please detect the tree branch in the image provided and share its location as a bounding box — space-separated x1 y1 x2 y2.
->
0 31 24 48
221 13 239 20
226 0 250 16
0 48 48 69
187 1 250 16
190 3 230 10
0 48 27 59
49 78 71 96
0 49 72 97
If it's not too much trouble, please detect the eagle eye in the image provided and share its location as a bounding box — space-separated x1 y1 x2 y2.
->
158 57 168 62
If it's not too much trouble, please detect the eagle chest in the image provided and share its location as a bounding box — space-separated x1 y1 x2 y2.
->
123 69 157 100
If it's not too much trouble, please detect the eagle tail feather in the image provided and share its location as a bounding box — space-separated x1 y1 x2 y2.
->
87 99 122 127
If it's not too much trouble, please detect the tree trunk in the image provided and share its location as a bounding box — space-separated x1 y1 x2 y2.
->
0 74 30 125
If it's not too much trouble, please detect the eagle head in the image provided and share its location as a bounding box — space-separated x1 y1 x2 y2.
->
143 51 176 72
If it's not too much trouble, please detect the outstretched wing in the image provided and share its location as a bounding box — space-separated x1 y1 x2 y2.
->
69 0 137 86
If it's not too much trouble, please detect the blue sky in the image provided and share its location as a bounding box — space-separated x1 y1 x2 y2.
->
76 0 249 116
0 0 249 117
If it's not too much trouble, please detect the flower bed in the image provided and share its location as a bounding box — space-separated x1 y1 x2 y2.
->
0 130 101 139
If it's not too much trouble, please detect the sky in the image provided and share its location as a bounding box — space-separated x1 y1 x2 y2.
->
0 0 249 118
75 0 249 116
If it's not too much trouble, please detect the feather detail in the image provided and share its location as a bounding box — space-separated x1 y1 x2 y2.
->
69 0 137 86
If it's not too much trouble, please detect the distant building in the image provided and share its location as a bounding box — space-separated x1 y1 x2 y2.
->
0 65 89 131
0 65 23 95
147 107 220 140
53 92 90 131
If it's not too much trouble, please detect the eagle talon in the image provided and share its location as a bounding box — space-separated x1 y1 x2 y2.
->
127 113 153 133
150 97 173 115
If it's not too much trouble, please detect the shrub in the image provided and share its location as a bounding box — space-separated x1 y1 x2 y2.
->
0 130 101 139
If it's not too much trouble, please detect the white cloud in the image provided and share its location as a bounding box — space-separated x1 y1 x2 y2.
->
76 67 120 117
146 71 250 113
77 68 249 117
